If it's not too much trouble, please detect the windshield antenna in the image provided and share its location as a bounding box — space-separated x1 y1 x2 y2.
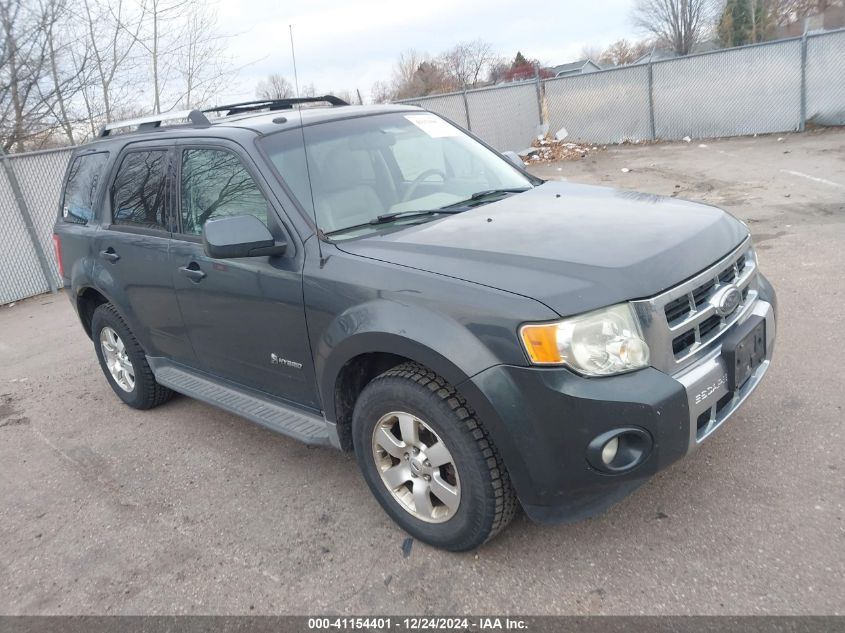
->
289 24 324 263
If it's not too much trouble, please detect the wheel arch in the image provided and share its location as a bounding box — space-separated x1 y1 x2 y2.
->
76 286 115 339
324 334 474 451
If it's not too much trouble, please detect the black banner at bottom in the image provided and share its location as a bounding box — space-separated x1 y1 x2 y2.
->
0 616 842 633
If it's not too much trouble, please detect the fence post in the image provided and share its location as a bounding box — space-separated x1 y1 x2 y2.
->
647 58 657 141
462 87 472 131
534 70 544 130
799 29 808 132
0 148 58 295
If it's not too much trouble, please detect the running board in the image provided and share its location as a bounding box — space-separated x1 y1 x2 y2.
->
150 360 332 446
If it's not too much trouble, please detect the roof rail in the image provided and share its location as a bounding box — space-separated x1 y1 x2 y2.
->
99 110 211 137
100 110 211 138
203 95 349 117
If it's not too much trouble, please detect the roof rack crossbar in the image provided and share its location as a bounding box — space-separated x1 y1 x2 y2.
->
99 109 211 137
203 95 348 117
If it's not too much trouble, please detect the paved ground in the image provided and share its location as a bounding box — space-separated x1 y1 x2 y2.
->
1 129 844 615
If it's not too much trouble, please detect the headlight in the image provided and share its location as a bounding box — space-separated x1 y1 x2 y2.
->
519 303 650 376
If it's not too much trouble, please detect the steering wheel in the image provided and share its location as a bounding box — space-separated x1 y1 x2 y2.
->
401 169 447 202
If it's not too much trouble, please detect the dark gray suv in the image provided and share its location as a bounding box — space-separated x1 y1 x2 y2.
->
53 97 777 551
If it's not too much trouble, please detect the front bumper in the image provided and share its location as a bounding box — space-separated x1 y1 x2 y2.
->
676 299 775 453
461 277 777 524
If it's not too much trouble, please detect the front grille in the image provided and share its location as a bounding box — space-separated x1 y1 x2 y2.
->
632 238 759 373
698 314 722 340
662 252 750 326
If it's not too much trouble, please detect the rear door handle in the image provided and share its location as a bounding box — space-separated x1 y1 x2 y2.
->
100 248 120 262
179 263 206 282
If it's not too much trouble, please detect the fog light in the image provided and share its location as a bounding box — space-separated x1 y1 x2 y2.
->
601 437 619 465
586 427 653 474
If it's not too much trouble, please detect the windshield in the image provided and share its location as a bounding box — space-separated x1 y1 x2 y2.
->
259 111 533 238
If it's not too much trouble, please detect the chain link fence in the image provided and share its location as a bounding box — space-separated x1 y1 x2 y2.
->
397 28 845 149
806 29 845 125
0 147 72 304
545 65 652 145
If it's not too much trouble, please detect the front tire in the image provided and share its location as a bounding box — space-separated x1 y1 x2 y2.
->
352 362 517 551
91 303 173 410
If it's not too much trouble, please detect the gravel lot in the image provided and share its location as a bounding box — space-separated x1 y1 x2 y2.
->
1 129 843 615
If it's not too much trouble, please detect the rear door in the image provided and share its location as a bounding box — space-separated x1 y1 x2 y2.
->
92 143 194 363
168 140 320 409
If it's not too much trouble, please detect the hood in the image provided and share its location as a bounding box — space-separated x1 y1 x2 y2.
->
335 181 749 316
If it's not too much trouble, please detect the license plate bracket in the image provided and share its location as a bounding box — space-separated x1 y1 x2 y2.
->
722 316 766 391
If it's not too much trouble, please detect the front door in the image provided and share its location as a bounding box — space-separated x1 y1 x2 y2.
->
169 142 320 410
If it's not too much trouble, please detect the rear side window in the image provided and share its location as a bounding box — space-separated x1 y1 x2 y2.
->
61 152 109 224
111 151 169 230
179 149 269 235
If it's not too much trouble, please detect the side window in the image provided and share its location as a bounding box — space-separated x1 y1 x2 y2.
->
61 152 109 224
180 149 269 236
111 151 169 230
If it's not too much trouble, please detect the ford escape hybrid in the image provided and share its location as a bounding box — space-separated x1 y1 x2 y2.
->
53 96 777 551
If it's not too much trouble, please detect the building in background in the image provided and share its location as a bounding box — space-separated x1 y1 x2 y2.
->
547 60 602 78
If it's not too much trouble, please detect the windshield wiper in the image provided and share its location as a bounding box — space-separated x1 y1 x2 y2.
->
324 208 467 237
440 187 531 209
469 187 532 200
325 190 531 237
369 208 467 225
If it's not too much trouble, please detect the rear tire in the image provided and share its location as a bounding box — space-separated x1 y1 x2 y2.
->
91 303 173 410
352 362 517 551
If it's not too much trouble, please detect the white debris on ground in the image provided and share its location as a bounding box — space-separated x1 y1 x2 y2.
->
519 137 603 164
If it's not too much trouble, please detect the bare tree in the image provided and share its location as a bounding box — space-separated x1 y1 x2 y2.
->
41 0 82 144
441 39 496 88
170 2 234 109
0 0 64 151
632 0 716 55
773 0 843 25
389 49 454 99
579 44 604 61
392 49 425 93
256 74 294 100
74 0 145 136
370 79 393 103
128 0 236 113
486 58 510 84
598 39 653 65
136 0 186 114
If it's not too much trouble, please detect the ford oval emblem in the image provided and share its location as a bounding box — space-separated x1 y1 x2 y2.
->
712 284 742 317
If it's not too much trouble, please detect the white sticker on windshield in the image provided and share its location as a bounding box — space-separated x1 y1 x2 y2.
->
404 114 460 138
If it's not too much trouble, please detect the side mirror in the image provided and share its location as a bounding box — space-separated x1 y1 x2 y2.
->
501 151 524 168
202 215 287 259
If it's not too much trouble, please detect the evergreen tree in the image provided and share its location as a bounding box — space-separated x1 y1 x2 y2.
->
719 0 753 46
719 0 778 47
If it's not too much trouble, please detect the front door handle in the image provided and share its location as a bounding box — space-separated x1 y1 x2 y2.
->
100 248 120 263
179 262 206 282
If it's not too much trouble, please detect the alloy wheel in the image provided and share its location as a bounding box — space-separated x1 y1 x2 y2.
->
99 326 135 392
371 411 461 523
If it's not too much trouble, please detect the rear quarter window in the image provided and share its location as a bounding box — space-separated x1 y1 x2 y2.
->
61 152 109 224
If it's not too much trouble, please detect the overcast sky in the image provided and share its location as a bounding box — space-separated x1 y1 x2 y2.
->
216 0 640 103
